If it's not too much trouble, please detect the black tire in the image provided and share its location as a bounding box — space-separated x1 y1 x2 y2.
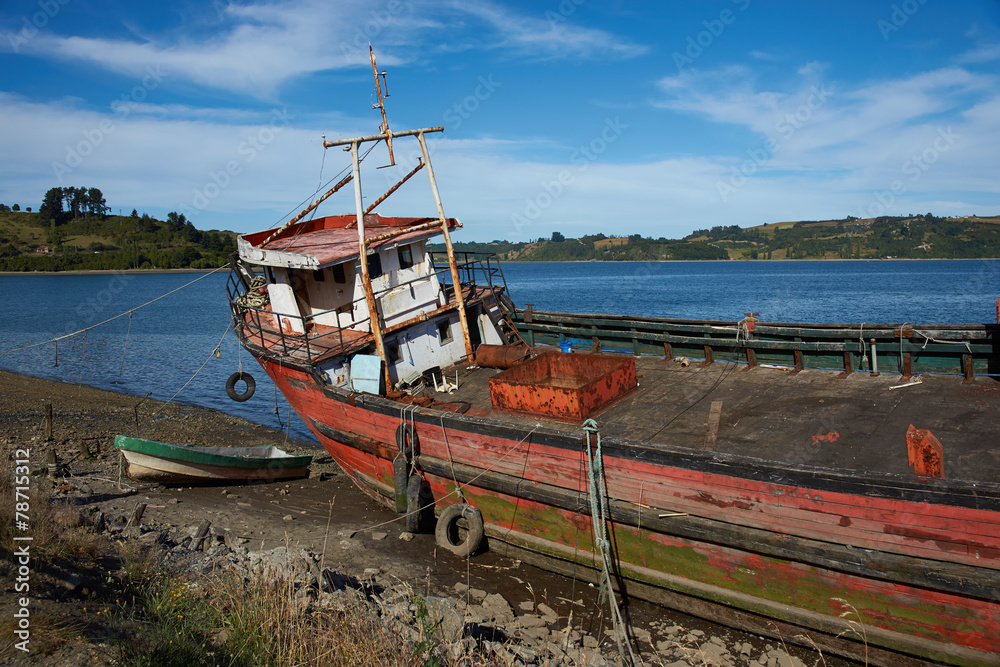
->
435 503 484 558
393 458 408 514
396 423 418 459
405 474 422 533
226 372 256 402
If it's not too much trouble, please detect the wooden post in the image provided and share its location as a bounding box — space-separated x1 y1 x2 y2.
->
126 502 146 528
190 519 211 551
418 131 474 362
43 400 53 441
962 354 975 384
351 140 390 391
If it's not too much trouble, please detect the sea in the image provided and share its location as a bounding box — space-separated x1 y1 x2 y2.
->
1 260 997 443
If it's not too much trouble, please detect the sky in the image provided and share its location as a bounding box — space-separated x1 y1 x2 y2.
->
1 0 999 243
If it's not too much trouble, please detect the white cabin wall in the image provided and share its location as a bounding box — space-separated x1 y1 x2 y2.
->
266 267 305 333
300 265 356 328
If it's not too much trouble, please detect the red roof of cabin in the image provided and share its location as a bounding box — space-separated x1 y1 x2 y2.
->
240 213 460 267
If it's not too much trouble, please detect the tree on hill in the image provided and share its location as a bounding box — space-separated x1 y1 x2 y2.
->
11 204 19 211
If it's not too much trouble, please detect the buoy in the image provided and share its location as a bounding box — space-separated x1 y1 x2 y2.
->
435 504 485 558
225 372 256 402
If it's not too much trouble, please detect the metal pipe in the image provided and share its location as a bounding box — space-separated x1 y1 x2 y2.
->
870 338 879 376
351 141 390 391
364 160 424 214
324 126 444 149
418 131 474 361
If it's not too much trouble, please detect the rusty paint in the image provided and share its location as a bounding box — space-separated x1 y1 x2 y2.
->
476 343 530 369
488 351 637 422
906 424 944 478
812 431 840 445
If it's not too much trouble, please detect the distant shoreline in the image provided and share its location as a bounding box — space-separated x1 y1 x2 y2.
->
0 267 215 276
2 258 1000 275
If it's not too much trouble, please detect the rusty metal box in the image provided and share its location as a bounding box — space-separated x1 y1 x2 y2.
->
488 351 637 422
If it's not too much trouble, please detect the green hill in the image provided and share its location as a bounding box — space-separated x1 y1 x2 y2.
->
0 188 235 271
434 213 1000 261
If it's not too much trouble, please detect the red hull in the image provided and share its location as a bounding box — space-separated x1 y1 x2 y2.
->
261 357 1000 666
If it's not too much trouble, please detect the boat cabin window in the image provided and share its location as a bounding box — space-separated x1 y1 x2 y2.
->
313 268 325 282
386 341 401 364
437 319 453 345
332 263 346 283
397 245 413 270
367 253 383 279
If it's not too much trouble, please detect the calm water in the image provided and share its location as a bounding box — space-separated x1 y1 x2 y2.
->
1 260 997 441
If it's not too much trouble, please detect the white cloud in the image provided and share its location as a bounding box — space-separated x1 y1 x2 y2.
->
8 0 646 98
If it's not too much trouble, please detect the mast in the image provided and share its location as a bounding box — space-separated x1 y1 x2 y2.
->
319 48 476 392
369 45 394 167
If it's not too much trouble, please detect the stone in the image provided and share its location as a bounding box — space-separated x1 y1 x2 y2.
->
482 593 514 623
518 600 534 612
283 514 294 521
536 602 558 619
583 635 600 649
516 614 547 629
370 531 388 541
398 532 415 542
422 597 465 644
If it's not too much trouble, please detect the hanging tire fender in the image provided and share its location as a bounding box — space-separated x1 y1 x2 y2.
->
435 503 484 558
226 372 256 402
396 423 418 459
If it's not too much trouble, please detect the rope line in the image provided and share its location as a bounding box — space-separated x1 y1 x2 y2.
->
151 320 232 414
119 310 133 375
356 422 541 537
0 264 230 357
583 419 638 666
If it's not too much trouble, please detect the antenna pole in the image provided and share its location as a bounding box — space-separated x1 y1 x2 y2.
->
369 44 395 166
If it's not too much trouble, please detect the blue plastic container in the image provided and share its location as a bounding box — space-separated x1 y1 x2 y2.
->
560 340 573 353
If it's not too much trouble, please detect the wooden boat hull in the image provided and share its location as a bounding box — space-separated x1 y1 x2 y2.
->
255 356 1000 667
114 436 312 484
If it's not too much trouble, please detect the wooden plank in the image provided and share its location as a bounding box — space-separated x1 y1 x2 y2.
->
704 401 723 451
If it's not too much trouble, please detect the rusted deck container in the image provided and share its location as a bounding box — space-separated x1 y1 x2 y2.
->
488 350 637 422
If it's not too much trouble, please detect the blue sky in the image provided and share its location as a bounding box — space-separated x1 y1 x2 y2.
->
1 0 998 242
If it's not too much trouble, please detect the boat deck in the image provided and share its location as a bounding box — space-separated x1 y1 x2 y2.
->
239 311 374 363
437 351 1000 484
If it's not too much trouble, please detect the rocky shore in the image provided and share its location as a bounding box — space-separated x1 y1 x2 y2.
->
0 370 825 666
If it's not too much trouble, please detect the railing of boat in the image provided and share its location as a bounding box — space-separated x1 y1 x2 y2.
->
225 254 501 365
429 251 513 309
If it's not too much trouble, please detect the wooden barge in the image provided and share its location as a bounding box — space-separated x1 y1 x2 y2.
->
225 58 1000 666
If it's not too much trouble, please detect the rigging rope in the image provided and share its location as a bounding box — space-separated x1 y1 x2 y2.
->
120 310 133 375
151 320 232 414
583 419 639 667
0 263 230 357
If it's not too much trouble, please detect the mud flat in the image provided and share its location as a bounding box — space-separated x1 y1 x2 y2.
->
0 370 853 666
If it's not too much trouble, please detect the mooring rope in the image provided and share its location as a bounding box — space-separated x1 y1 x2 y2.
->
0 263 230 357
583 418 639 666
